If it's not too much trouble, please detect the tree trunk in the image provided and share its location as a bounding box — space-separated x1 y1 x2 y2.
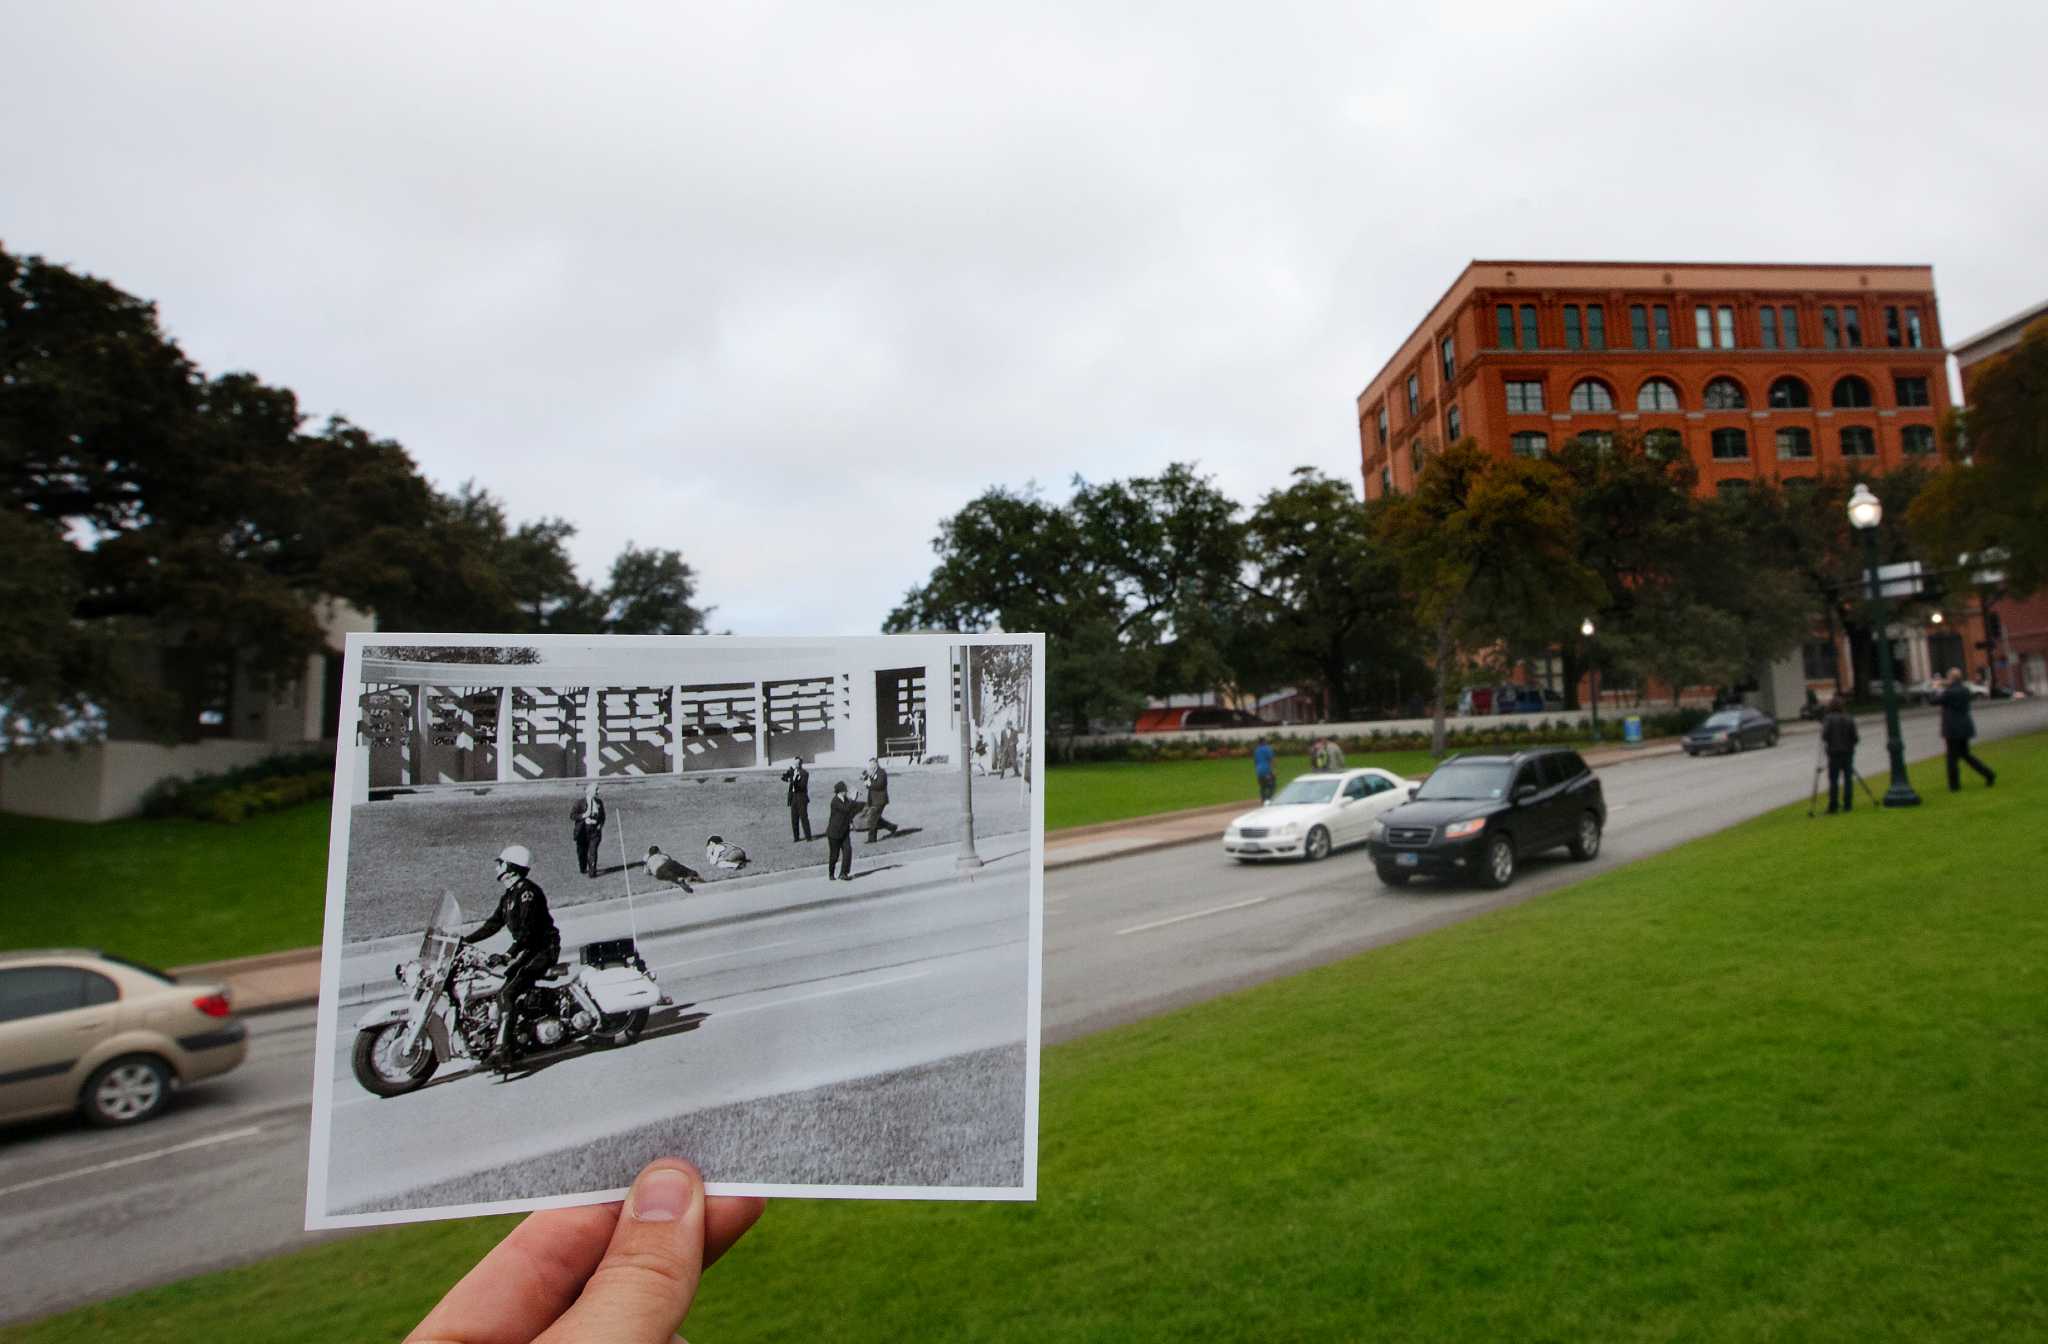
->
1560 646 1582 711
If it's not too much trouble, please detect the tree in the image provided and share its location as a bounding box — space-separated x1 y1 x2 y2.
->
1909 317 2048 597
1239 467 1418 720
1373 440 1601 755
600 544 709 635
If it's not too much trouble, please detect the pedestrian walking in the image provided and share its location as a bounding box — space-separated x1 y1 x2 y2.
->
1938 667 1997 791
861 756 901 842
1820 695 1859 814
1322 737 1346 770
1253 736 1276 805
825 781 861 880
780 756 812 841
571 784 607 878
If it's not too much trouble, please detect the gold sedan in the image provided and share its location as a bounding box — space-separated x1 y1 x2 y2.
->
0 950 248 1128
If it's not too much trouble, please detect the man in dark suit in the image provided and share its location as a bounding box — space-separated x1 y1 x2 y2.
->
780 756 812 841
861 757 901 843
571 784 606 878
1939 668 1996 791
1820 695 1860 813
825 781 861 880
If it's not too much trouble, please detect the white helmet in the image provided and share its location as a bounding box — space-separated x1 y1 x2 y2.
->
496 844 533 873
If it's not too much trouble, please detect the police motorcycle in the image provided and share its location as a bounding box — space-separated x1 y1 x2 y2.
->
351 892 667 1097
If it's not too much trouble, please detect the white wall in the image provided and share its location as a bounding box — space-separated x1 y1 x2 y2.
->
1070 710 1594 750
0 739 308 823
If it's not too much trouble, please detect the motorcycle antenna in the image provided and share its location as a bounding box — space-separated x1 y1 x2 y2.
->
615 797 642 948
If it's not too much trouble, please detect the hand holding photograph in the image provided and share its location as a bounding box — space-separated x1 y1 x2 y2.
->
304 633 1043 1229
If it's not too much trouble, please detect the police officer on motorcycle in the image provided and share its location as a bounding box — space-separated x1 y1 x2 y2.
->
462 844 560 1068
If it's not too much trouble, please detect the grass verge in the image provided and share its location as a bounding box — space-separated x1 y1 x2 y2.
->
11 733 2042 1342
1045 750 1437 830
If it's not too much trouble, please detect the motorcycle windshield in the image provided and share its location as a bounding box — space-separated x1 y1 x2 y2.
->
418 892 465 977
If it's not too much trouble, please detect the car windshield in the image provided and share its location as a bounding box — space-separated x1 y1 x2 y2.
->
1702 711 1743 729
1414 762 1511 802
1271 777 1340 806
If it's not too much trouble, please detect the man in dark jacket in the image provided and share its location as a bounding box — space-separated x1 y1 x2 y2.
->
1938 668 1996 791
825 781 861 880
571 785 606 878
861 757 901 843
781 757 812 841
463 844 560 1066
1820 696 1860 813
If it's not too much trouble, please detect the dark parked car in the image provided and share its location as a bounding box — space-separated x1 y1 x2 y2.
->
1365 748 1606 890
1681 707 1778 756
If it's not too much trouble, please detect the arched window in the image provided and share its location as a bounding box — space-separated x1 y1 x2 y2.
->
1644 428 1683 459
1702 377 1747 410
1569 378 1616 412
1768 376 1811 409
1710 427 1749 460
1839 426 1876 458
1636 378 1681 411
1832 376 1873 408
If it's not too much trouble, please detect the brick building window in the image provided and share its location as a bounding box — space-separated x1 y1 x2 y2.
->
1644 428 1682 459
1496 304 1516 348
1711 427 1749 460
1901 425 1935 455
1768 376 1811 409
1776 427 1814 460
1894 376 1930 406
1445 405 1462 441
1505 379 1545 413
1511 431 1549 458
1406 373 1420 416
1587 305 1606 349
1569 378 1616 412
1376 405 1388 445
1885 306 1903 347
1695 306 1714 348
1703 377 1747 410
1629 305 1648 349
1760 307 1779 348
1841 306 1863 347
1411 439 1429 475
1822 306 1839 348
1520 305 1539 350
1780 305 1799 347
1636 377 1681 411
1652 305 1670 348
1840 426 1876 458
1564 305 1582 350
1906 308 1924 347
1441 335 1456 381
1832 376 1873 408
1379 466 1392 496
1572 431 1615 456
1717 306 1736 348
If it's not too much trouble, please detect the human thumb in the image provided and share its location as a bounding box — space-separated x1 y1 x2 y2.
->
540 1161 706 1342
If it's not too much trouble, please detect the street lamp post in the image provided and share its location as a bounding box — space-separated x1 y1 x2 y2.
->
1581 617 1600 742
1846 483 1921 808
956 644 984 871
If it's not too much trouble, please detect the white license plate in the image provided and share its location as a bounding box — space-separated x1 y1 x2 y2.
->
1396 852 1420 867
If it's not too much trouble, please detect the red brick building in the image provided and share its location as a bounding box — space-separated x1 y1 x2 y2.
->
1357 260 1949 502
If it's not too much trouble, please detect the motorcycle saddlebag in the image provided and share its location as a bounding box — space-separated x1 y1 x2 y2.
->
581 937 640 969
582 963 662 1015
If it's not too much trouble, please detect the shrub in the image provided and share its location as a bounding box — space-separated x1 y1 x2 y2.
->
141 751 336 823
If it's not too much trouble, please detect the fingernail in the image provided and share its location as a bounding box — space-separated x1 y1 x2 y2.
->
630 1167 696 1223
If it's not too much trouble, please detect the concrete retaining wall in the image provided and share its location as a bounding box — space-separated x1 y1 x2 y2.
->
0 739 329 823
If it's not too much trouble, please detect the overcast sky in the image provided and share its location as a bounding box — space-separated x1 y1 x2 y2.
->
7 2 2046 634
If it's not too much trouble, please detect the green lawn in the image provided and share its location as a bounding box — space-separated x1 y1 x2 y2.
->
0 804 332 968
11 733 2043 1342
1044 750 1438 830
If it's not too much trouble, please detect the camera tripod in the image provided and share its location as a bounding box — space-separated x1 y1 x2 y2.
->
1807 737 1880 818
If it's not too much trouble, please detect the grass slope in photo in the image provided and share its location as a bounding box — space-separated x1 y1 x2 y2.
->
342 765 1028 942
12 732 2042 1343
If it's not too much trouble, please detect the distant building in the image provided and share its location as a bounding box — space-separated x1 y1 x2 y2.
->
1952 299 2048 694
1354 260 1956 715
0 599 374 822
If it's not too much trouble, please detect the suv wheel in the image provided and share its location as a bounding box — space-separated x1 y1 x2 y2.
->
1303 826 1331 862
1570 812 1602 860
1482 834 1516 889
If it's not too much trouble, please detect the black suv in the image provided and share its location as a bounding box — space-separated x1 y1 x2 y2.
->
1365 748 1605 889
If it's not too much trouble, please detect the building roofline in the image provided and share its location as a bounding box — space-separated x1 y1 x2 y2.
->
1951 296 2048 358
1357 259 1939 404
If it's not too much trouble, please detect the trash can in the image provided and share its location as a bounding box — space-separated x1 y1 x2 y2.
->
1623 715 1642 745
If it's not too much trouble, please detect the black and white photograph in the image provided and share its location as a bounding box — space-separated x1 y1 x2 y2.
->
304 632 1042 1227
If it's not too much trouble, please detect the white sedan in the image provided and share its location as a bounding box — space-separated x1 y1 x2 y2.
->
1222 768 1413 862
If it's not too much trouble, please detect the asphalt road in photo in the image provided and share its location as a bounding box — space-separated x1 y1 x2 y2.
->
3 699 2042 1323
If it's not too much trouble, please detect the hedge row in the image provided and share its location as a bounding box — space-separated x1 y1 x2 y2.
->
140 749 337 823
1054 709 1713 764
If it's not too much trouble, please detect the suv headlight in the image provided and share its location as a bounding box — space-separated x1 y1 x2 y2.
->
1443 818 1487 840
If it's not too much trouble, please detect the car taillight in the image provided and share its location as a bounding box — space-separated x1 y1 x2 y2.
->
193 993 232 1018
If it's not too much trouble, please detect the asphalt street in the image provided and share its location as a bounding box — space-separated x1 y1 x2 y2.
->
3 699 2042 1323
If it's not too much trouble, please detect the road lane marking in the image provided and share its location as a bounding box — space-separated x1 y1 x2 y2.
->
1116 896 1270 936
651 937 801 971
720 969 931 1017
0 1124 265 1199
